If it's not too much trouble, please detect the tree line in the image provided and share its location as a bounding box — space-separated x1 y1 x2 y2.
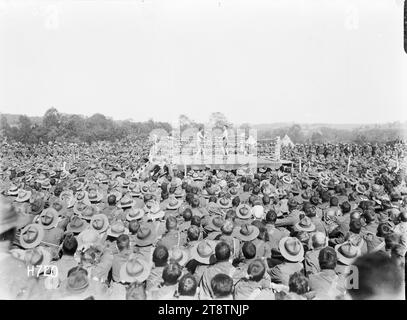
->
0 108 404 144
257 124 405 144
0 108 172 144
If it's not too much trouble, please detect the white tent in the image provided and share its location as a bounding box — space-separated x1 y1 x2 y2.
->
281 134 294 147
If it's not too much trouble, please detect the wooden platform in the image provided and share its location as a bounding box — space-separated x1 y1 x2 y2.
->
166 154 291 171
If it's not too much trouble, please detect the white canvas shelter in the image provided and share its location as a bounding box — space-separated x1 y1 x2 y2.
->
281 135 294 147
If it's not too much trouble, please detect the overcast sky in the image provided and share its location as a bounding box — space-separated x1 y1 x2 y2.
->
0 0 405 125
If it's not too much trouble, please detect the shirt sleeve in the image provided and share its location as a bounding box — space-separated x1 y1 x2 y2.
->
304 254 319 276
275 212 300 227
268 265 283 284
91 248 114 282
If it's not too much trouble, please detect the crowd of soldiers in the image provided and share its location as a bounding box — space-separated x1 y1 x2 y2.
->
0 138 406 299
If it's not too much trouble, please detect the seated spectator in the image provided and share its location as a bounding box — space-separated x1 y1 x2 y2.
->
308 247 346 300
234 259 274 300
145 245 169 290
198 241 235 299
148 262 182 299
278 272 310 300
268 237 304 286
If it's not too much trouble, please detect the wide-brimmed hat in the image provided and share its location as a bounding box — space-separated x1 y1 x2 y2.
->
36 174 48 184
166 197 182 210
24 246 52 269
49 170 57 178
87 189 103 203
371 184 382 193
76 203 97 221
168 247 190 266
141 184 150 194
258 167 267 173
130 170 140 181
147 203 165 221
29 197 45 215
364 170 375 180
356 184 367 194
206 202 223 216
148 184 159 194
308 171 319 180
75 190 89 201
107 221 129 238
15 189 32 203
120 179 131 188
206 216 225 232
170 177 182 188
282 176 293 184
96 172 109 184
193 172 204 181
77 229 102 251
318 171 330 180
143 199 156 212
251 205 265 220
276 188 287 199
173 187 185 198
190 240 217 264
66 216 89 234
117 194 134 209
119 256 151 283
236 204 252 219
295 216 316 232
41 179 52 190
134 225 156 247
129 184 142 197
279 237 304 262
108 179 119 189
232 224 260 241
126 207 145 221
72 181 85 192
217 197 232 209
90 214 109 233
60 190 75 208
7 184 19 196
108 189 122 202
228 187 239 196
75 190 90 204
290 185 301 195
38 208 59 230
20 224 44 249
60 171 69 180
347 177 358 186
320 178 334 189
262 186 275 197
50 198 65 214
300 190 313 201
65 268 89 292
335 242 361 265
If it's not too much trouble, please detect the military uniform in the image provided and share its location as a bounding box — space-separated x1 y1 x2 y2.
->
0 241 38 299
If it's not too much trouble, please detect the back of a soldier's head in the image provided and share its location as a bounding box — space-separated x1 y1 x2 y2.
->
211 274 233 299
166 216 177 231
215 241 231 262
178 273 198 296
187 225 200 241
107 195 116 206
